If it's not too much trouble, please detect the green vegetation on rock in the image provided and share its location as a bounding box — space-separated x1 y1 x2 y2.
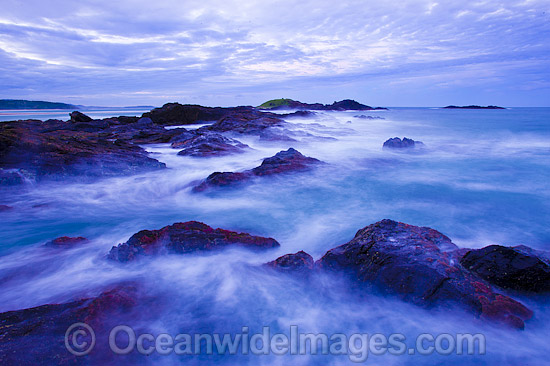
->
257 99 294 109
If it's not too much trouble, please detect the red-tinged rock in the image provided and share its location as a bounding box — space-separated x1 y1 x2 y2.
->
265 251 314 274
317 219 532 329
193 148 321 192
108 221 280 262
44 236 89 248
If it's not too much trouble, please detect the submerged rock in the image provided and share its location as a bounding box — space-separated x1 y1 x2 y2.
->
383 137 423 149
193 148 321 191
460 245 550 293
108 221 280 262
317 219 533 329
354 115 385 120
265 251 314 274
44 236 89 248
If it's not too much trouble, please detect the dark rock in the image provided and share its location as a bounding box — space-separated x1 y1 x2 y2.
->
460 245 550 293
260 99 387 111
108 221 280 262
281 110 316 118
383 137 423 149
265 251 314 274
0 285 141 365
252 148 321 176
0 169 26 185
69 111 93 123
317 219 533 328
142 103 254 126
354 115 385 120
443 105 505 109
0 205 13 211
0 119 165 182
203 110 285 135
173 132 249 157
44 236 89 248
193 148 321 192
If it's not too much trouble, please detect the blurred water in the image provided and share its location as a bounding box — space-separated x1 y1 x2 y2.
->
0 107 549 365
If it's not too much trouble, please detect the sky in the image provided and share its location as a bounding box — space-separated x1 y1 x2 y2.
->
0 0 549 107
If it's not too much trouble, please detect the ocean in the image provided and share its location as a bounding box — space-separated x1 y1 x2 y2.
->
1 107 549 364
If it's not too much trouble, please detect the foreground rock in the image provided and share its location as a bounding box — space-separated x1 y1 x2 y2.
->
265 251 314 274
383 137 424 149
0 285 141 365
317 219 533 329
258 98 388 111
194 148 321 192
0 119 166 183
142 103 255 126
460 245 550 293
108 221 280 262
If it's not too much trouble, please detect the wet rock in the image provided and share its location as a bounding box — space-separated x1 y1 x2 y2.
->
142 103 254 126
317 219 533 328
460 245 550 293
173 132 249 157
203 110 285 135
265 251 314 274
0 285 141 365
354 115 385 120
69 111 93 123
44 236 89 248
194 148 321 191
108 221 280 262
383 137 423 149
259 99 387 111
0 119 165 182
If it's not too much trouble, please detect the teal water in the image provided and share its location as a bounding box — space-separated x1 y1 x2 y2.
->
0 107 549 364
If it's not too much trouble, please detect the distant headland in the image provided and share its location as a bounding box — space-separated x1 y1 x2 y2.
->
0 99 80 110
443 105 505 109
258 98 388 111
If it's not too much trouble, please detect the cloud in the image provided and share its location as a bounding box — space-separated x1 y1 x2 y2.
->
0 0 549 106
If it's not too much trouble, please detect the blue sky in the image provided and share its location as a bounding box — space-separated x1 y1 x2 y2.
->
0 0 549 107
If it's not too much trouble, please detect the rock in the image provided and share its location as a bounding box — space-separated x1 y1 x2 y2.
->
0 169 26 185
0 205 13 211
142 103 254 126
202 110 285 135
251 148 321 176
173 132 249 157
265 251 314 274
383 137 423 149
443 105 505 109
193 148 321 191
460 245 550 293
69 111 93 123
44 236 89 248
0 119 165 182
354 115 385 120
108 221 280 262
259 99 387 111
317 219 533 328
0 285 141 365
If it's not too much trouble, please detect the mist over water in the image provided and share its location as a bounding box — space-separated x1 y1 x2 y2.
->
1 107 549 364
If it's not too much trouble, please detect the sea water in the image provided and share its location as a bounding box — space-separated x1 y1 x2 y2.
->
0 107 549 364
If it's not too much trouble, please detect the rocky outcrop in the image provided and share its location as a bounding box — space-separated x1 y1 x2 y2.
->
354 115 385 120
259 99 387 111
142 103 254 126
193 148 321 191
0 119 166 183
460 245 550 293
265 251 314 274
201 110 285 135
108 221 280 262
69 111 93 123
172 132 249 157
317 219 533 329
44 236 89 248
0 285 141 365
383 137 424 149
443 105 505 109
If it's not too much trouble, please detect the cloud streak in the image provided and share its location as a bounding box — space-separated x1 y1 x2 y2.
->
0 0 549 106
